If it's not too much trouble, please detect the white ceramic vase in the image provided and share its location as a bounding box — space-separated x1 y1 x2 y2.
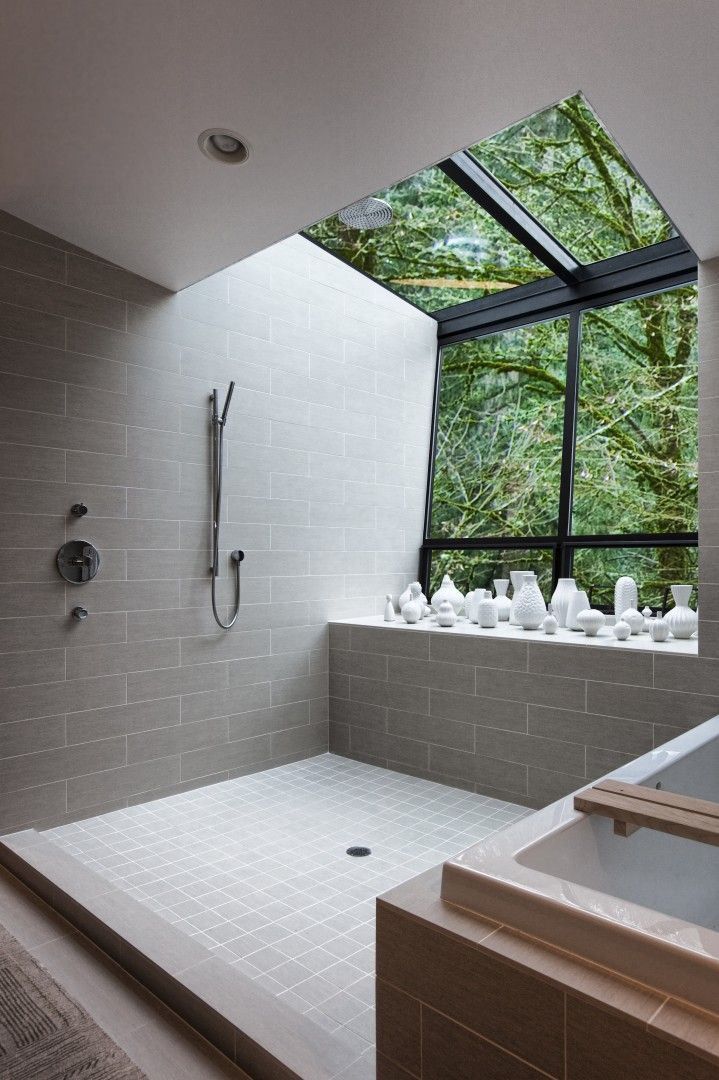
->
620 607 644 635
478 595 498 628
399 581 427 611
565 589 590 631
431 574 464 616
436 599 457 627
576 608 605 637
464 589 480 624
649 617 670 642
383 594 395 622
613 619 631 640
509 569 531 625
542 613 558 635
513 572 546 630
401 583 424 624
614 576 638 619
550 578 577 628
664 585 697 640
493 579 511 622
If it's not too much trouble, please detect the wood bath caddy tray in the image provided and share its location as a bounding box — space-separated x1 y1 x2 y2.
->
574 778 719 845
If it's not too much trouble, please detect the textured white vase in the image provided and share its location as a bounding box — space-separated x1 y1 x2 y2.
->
613 619 631 640
383 594 395 622
614 576 638 619
493 579 511 622
576 608 605 637
513 572 546 630
431 574 464 615
550 578 578 629
509 569 531 625
566 589 590 631
649 617 670 642
542 613 558 635
399 581 427 611
464 589 480 624
436 599 457 627
478 595 498 628
665 585 697 639
621 607 644 635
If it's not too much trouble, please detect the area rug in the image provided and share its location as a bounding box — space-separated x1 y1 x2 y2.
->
0 923 147 1080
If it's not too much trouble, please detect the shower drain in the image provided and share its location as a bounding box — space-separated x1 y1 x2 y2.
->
346 846 371 857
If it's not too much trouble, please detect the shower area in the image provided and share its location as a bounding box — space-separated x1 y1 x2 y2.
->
0 212 530 1079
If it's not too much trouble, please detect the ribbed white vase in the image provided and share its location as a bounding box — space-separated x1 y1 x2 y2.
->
550 578 577 628
664 585 698 639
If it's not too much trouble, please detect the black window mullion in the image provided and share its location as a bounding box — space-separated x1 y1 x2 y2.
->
555 311 581 585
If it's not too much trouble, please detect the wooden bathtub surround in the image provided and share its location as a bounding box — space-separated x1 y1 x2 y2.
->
375 867 719 1078
574 778 719 845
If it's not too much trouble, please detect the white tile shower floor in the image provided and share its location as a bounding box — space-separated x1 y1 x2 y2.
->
44 754 528 1066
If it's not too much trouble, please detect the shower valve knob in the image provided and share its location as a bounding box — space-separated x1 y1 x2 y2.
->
231 550 245 563
71 607 88 620
71 503 88 517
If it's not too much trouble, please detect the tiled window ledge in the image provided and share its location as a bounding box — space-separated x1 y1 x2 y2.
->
334 614 698 654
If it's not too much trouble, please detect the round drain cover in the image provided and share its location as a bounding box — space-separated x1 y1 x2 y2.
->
346 846 371 857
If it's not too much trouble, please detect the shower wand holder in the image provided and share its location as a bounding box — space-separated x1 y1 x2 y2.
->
208 550 244 574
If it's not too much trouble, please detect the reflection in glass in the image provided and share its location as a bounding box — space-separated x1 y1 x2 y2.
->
306 166 549 313
572 546 698 611
430 319 568 539
429 548 554 600
472 93 674 264
572 286 698 537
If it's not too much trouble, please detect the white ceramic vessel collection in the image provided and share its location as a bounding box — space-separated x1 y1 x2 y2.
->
390 574 697 644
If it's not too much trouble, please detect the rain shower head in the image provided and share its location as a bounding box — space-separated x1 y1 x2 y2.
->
338 196 393 230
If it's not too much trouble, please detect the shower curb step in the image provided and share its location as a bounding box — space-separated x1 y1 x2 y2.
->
0 828 367 1080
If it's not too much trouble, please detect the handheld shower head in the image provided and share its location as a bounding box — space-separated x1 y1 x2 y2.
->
221 381 235 425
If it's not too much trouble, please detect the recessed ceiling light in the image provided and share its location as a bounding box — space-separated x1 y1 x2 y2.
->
197 128 250 165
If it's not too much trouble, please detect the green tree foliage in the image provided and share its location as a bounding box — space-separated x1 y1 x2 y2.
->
306 91 697 607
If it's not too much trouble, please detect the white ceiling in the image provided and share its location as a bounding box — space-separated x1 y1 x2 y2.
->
1 1 716 290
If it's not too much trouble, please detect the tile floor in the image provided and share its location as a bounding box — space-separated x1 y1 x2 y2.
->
45 753 528 1064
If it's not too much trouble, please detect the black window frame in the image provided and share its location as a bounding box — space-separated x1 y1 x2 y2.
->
420 247 699 607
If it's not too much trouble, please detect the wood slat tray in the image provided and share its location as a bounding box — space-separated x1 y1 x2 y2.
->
574 779 719 845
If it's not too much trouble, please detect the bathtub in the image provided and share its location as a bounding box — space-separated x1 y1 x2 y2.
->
441 716 719 1013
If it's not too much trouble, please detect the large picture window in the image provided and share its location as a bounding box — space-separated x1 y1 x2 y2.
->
424 283 698 608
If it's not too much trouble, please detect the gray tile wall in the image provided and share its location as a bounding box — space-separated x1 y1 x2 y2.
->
328 624 716 807
0 211 437 831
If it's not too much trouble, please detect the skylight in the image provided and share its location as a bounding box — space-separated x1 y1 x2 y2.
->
304 92 681 317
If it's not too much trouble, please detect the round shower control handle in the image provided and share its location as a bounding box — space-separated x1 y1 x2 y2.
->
71 503 88 517
72 607 88 620
231 550 245 563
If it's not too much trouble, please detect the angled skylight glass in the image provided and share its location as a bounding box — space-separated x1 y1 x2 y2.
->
471 92 674 264
305 165 550 313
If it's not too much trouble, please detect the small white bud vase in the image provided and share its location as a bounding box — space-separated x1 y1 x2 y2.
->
436 599 457 627
664 585 698 640
431 574 464 616
576 608 605 637
614 576 638 619
493 579 511 621
399 581 427 611
542 613 558 635
478 594 498 628
565 589 590 631
550 577 578 629
613 619 631 640
383 594 395 622
401 584 424 624
649 617 670 642
513 572 546 630
620 607 644 635
509 569 531 625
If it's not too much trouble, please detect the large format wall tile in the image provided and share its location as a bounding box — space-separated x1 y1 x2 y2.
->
0 214 437 829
